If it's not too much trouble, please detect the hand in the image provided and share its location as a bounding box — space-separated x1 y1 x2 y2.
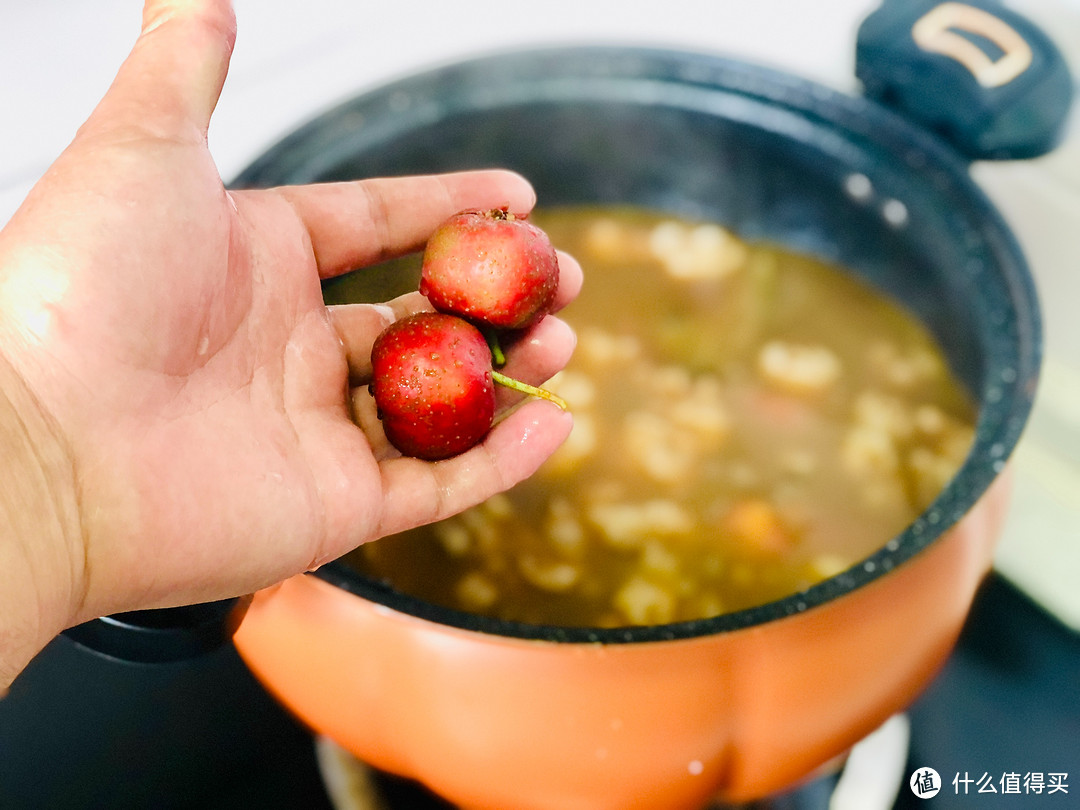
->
0 0 579 687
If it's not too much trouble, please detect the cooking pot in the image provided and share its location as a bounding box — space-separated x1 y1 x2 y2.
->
65 2 1072 808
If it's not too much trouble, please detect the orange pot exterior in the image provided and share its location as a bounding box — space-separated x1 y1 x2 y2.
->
234 470 1010 809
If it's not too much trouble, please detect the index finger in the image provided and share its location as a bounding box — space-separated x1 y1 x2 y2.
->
272 170 537 278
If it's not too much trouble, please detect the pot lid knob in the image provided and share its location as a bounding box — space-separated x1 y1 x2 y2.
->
855 0 1074 160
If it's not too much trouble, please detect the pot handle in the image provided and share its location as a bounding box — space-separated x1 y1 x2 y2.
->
855 0 1074 160
61 596 250 664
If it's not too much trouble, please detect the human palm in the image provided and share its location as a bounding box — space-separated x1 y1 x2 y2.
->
0 0 576 642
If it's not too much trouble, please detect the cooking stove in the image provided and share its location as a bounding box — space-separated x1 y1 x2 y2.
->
1 573 1074 809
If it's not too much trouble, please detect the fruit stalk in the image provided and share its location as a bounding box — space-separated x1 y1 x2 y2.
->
482 326 507 367
491 370 568 411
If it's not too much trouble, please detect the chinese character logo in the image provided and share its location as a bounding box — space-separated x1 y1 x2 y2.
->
911 767 942 798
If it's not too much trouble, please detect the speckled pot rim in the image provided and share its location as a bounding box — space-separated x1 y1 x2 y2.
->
235 46 1042 645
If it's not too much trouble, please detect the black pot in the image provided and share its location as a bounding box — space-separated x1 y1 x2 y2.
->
224 2 1070 638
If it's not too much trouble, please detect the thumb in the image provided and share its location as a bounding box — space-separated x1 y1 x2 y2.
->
83 0 236 142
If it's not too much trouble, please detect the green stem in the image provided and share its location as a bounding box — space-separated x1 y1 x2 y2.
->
491 370 568 411
482 327 507 367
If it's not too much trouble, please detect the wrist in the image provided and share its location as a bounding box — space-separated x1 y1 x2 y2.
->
0 348 85 689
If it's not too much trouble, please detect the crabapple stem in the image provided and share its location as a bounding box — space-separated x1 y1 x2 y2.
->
491 370 569 411
483 327 507 367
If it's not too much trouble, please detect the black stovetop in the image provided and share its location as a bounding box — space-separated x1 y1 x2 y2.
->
1 573 1076 810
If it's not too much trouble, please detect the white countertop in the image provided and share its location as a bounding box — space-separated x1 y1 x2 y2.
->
1 0 1077 626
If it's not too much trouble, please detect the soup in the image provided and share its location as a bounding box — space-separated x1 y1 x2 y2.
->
334 208 975 627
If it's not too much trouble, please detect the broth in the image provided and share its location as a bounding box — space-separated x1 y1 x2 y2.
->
338 207 975 627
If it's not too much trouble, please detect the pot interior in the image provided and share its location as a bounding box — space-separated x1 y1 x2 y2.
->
234 47 1040 640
